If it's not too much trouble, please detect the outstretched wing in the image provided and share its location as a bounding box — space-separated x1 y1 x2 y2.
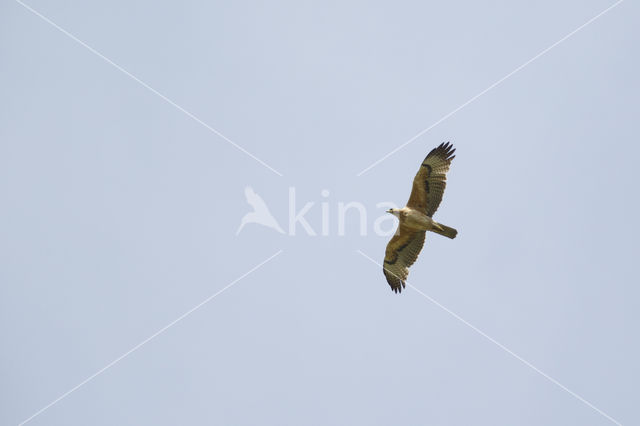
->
406 142 455 217
383 225 426 293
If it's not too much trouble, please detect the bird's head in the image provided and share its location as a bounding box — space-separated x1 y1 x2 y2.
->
386 208 400 217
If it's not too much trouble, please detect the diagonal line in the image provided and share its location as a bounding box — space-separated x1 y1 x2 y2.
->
14 0 283 177
356 250 622 426
18 250 283 426
356 0 625 177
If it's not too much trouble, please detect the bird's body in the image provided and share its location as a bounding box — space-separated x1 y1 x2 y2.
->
389 207 457 238
390 207 437 230
383 142 458 293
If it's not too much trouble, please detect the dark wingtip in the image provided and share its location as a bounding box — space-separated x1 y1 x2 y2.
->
391 281 405 294
426 141 456 161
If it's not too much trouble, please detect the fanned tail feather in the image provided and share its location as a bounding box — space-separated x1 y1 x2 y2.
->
432 223 457 239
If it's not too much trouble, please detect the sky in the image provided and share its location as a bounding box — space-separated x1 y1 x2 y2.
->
1 1 639 425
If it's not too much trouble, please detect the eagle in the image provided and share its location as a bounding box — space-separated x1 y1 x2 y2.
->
383 142 458 293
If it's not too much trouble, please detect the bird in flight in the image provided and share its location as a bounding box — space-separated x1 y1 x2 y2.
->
236 186 285 235
383 142 458 293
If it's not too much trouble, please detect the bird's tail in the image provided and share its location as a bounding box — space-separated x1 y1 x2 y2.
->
432 222 458 239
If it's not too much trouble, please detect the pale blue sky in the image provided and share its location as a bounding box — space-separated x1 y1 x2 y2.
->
2 1 639 425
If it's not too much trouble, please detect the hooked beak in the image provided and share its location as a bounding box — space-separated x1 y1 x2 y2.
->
386 209 392 214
